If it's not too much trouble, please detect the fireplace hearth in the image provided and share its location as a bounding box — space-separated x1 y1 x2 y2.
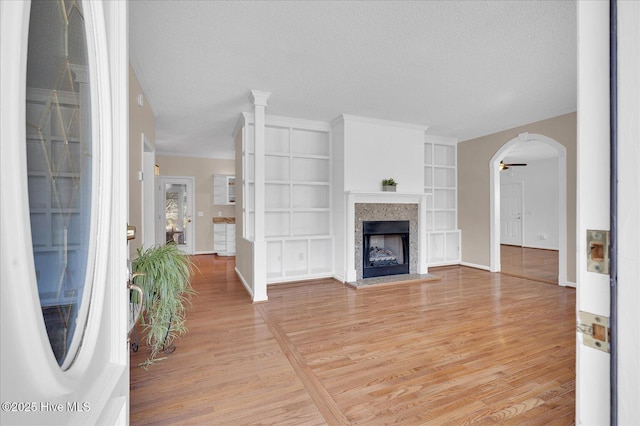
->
363 220 410 278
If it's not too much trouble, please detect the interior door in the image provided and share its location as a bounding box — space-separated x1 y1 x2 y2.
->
1 1 129 424
576 1 614 423
158 177 195 254
500 182 523 246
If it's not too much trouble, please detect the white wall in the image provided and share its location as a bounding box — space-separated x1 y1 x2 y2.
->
500 157 559 249
342 115 426 193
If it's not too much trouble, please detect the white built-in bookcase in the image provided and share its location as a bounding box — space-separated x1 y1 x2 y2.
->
241 116 333 282
424 137 461 265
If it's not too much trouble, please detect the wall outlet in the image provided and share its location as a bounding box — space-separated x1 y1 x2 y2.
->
298 253 304 261
197 211 204 217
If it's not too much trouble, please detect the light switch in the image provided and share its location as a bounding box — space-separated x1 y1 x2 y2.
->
197 211 204 217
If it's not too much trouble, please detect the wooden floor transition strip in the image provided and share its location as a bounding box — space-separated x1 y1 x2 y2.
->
498 271 559 286
254 304 349 425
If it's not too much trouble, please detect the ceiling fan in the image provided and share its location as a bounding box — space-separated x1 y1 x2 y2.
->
499 160 527 171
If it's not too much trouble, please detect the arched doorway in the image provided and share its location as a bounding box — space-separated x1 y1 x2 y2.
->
489 133 567 286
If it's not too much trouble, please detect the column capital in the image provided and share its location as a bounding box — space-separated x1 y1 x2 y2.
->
249 90 271 107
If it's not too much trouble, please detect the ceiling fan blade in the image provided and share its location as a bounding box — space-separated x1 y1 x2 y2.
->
499 160 527 171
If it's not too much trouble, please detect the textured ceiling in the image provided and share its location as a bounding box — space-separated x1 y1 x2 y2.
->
129 0 577 160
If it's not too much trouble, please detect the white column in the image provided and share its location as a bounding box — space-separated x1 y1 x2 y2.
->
250 90 271 302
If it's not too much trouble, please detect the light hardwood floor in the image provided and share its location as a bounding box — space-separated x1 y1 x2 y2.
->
500 245 559 284
130 255 575 425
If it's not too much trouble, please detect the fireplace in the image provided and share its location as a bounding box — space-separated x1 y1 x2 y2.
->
362 220 410 278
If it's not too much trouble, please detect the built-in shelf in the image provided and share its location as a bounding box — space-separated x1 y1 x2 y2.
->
213 219 235 256
425 137 460 265
213 174 235 205
240 115 333 282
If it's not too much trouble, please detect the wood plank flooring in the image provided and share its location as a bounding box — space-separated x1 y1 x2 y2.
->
130 255 575 425
500 245 559 284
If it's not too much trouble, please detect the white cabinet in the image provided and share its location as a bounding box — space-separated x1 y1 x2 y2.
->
213 221 235 256
425 137 461 265
213 174 235 205
239 115 333 282
427 230 461 266
266 237 333 280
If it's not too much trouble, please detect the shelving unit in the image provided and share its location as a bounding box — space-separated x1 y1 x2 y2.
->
213 174 235 205
241 117 333 282
213 220 236 256
424 138 461 266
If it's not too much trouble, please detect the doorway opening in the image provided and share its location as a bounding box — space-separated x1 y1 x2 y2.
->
142 134 155 250
490 133 567 286
157 176 195 254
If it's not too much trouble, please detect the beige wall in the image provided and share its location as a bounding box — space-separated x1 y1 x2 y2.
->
458 112 577 283
128 64 156 258
156 155 235 254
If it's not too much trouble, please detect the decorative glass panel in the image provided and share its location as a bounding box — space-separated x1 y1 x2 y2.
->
26 0 94 368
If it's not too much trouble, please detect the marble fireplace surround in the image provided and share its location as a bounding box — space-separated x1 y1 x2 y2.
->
345 191 429 282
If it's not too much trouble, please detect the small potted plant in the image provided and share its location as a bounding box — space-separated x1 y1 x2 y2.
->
382 178 398 192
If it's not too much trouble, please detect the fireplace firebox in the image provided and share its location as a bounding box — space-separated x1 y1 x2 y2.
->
362 220 410 278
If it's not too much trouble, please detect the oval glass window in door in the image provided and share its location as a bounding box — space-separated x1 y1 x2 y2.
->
26 0 96 369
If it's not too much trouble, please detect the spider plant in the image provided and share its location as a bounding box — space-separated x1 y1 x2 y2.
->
131 243 197 368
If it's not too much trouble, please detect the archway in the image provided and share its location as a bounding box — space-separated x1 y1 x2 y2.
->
489 133 567 286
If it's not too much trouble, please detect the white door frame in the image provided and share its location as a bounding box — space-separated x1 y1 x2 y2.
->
157 176 195 254
0 1 129 424
489 133 567 286
142 134 156 250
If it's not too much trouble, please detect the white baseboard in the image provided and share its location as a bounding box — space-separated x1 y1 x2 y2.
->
459 261 491 271
564 281 577 288
194 250 216 255
267 273 335 285
234 267 254 299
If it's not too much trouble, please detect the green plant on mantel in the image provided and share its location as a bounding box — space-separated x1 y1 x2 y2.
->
382 178 398 186
131 243 197 368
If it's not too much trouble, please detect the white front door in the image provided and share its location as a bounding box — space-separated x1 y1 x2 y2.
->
158 177 195 254
500 182 523 246
1 1 129 424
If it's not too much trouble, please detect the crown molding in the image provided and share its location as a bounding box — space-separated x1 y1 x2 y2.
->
339 114 430 132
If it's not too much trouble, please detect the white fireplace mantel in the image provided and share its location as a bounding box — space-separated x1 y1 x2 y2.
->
345 191 430 282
